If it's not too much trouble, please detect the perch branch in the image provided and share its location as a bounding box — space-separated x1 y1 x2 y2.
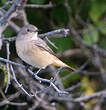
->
0 57 68 95
1 28 70 42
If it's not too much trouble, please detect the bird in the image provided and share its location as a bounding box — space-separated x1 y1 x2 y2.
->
15 24 75 73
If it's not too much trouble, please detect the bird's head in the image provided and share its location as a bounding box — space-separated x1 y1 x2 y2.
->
17 24 40 40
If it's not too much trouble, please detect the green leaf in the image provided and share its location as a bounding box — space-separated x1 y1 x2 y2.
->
62 73 81 87
49 35 73 52
54 0 65 5
3 27 14 37
83 25 99 45
0 0 7 5
89 0 106 22
97 21 106 35
0 65 7 89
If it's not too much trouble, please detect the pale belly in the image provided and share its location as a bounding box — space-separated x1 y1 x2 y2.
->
16 41 54 68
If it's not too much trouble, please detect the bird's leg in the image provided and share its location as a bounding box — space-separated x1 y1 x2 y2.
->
35 68 43 75
35 67 46 75
27 68 69 94
25 64 30 72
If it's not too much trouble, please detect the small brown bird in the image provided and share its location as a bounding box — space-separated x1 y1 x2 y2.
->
16 24 75 72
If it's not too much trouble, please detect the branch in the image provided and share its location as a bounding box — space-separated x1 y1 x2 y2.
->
5 42 11 93
24 2 53 9
0 34 2 50
0 101 27 106
0 0 21 51
0 57 68 95
45 36 58 49
39 28 70 38
26 69 68 94
0 0 19 26
0 8 20 32
1 28 70 42
10 65 34 97
49 89 106 103
93 45 106 82
64 0 106 57
0 92 27 106
71 28 106 57
0 57 25 68
60 59 90 81
78 25 106 34
65 82 82 92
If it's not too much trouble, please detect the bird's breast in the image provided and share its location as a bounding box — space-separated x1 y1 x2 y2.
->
16 40 34 66
16 40 54 68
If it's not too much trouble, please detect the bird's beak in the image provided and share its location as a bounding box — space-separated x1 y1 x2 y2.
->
34 29 42 32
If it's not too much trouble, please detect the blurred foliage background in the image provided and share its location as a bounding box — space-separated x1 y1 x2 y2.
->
0 0 106 110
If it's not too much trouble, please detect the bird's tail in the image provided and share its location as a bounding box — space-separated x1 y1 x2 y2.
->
52 56 75 72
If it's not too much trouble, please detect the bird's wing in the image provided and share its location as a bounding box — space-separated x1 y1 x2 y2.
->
34 38 55 55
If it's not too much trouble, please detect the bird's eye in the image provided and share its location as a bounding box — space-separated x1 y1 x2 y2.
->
26 28 30 32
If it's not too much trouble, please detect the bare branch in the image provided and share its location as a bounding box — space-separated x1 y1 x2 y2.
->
10 65 34 97
64 0 106 57
0 0 19 26
0 100 27 106
65 82 82 92
24 2 53 9
0 92 25 106
39 28 70 39
61 59 90 81
27 69 68 94
49 90 106 102
5 42 11 93
0 57 25 68
45 36 58 50
1 28 70 42
93 45 106 82
0 57 68 95
0 34 2 50
0 8 20 32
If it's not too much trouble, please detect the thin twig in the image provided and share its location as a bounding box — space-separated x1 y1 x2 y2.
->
1 28 70 42
64 0 106 57
65 82 82 92
24 2 53 9
21 10 29 25
1 1 12 9
39 28 70 39
78 25 106 34
27 69 68 94
45 37 58 50
0 0 19 25
0 33 2 50
1 36 16 42
0 57 25 68
0 8 20 32
0 100 27 106
10 65 34 97
93 45 106 82
61 59 90 81
5 42 11 93
0 92 22 106
49 89 106 102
